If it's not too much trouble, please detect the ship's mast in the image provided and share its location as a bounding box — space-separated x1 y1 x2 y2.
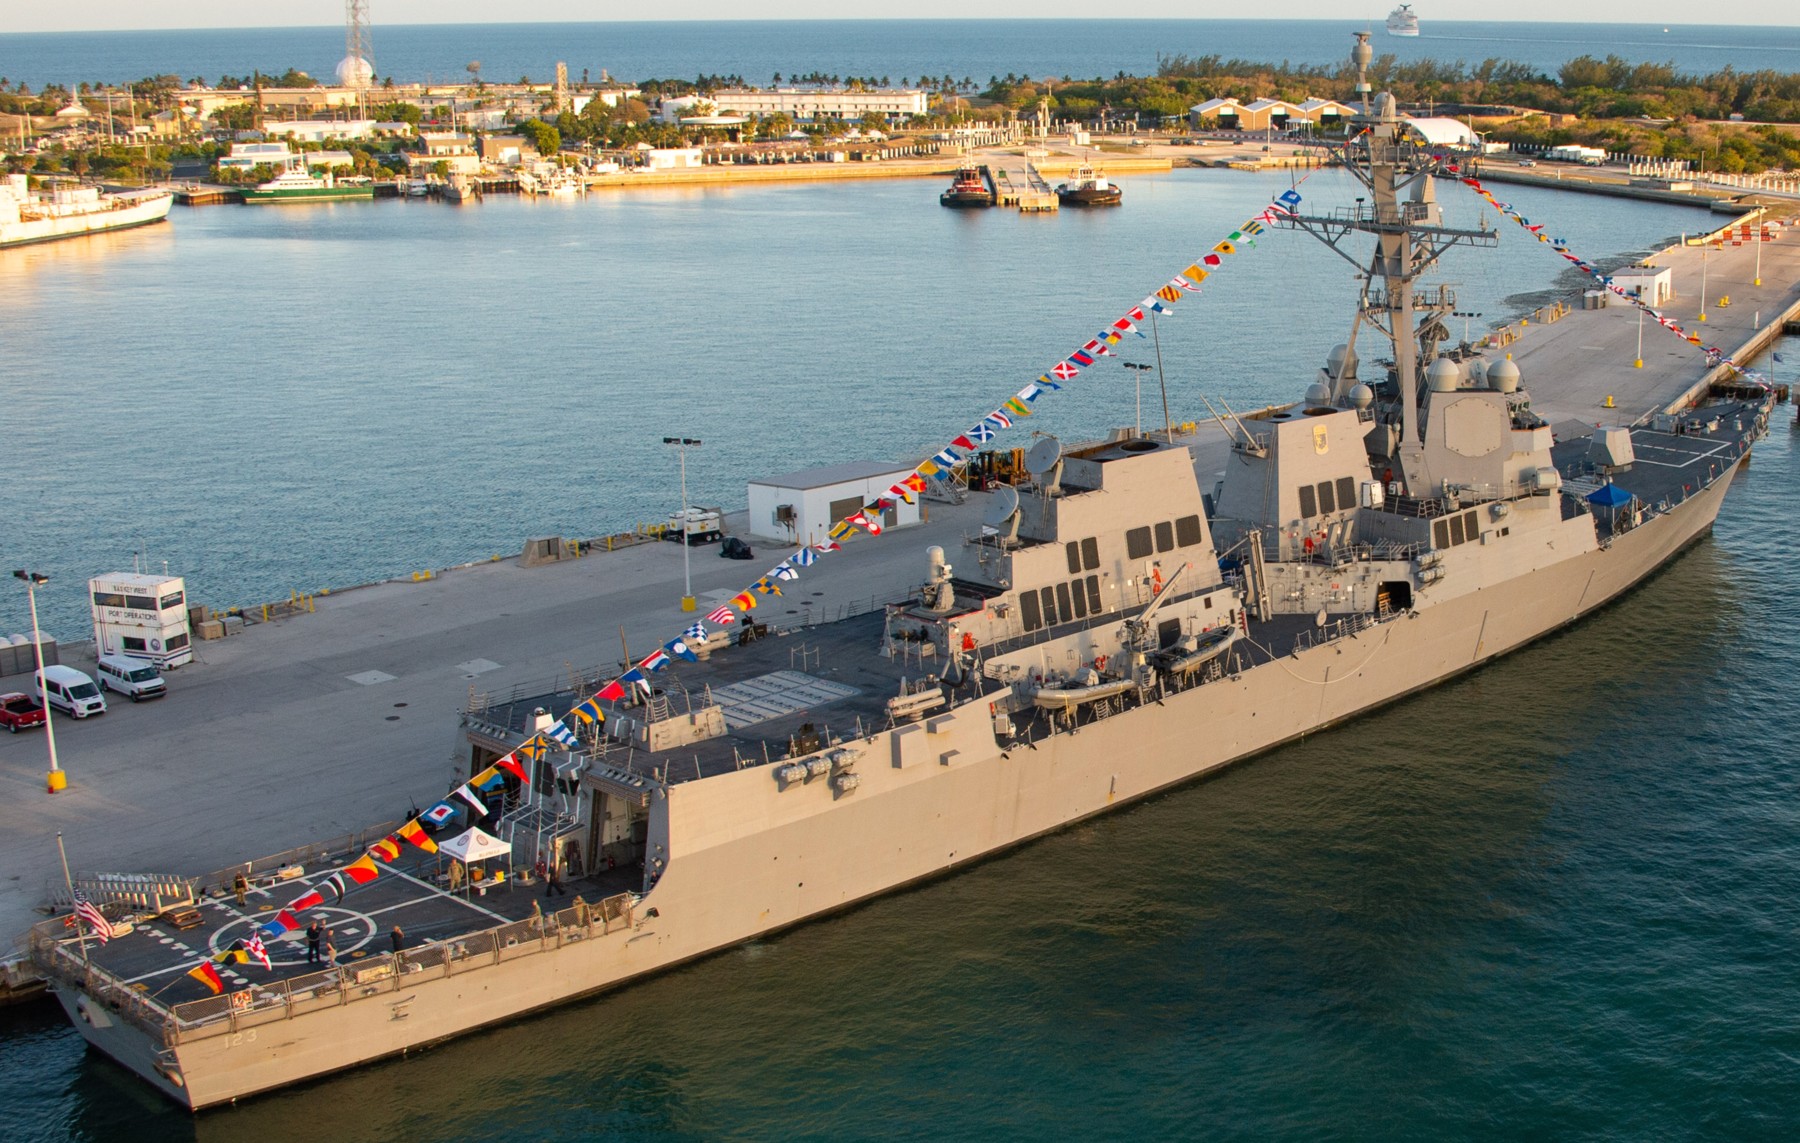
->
1276 32 1496 493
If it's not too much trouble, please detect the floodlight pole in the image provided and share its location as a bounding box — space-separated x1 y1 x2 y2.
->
14 570 63 792
663 437 701 611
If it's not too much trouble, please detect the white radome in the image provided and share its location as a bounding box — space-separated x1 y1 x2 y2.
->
336 55 374 88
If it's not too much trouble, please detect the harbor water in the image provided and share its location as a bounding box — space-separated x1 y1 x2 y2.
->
3 166 1798 1137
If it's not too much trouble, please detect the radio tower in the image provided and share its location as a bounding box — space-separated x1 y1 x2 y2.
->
337 0 375 91
555 61 569 114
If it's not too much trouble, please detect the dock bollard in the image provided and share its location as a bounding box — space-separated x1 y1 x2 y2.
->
47 769 66 793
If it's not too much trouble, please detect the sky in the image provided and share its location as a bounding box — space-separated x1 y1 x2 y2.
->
7 5 1795 35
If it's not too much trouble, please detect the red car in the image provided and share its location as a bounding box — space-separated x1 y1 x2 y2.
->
1 692 48 733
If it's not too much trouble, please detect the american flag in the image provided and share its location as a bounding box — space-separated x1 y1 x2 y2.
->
72 888 111 944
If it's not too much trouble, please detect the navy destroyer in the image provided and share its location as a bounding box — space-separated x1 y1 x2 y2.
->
30 37 1771 1109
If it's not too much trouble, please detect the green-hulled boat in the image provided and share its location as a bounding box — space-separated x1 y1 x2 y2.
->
242 168 374 204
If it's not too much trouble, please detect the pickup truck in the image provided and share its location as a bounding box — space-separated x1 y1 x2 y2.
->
1 692 48 732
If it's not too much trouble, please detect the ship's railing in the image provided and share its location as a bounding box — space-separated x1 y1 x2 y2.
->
27 892 640 1046
188 821 405 904
1287 611 1383 655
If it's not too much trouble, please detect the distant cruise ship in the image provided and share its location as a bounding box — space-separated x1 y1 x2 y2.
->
1386 4 1420 36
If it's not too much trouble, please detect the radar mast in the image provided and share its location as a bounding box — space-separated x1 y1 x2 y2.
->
1275 32 1497 494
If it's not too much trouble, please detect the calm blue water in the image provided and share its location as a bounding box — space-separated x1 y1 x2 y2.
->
6 19 1800 90
3 153 1799 1137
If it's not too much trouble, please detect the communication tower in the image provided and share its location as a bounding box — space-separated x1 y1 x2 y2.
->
555 61 569 113
337 0 375 90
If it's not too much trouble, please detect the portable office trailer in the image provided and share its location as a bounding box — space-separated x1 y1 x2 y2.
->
89 573 193 668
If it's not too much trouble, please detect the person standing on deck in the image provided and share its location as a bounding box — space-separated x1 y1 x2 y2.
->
306 920 323 964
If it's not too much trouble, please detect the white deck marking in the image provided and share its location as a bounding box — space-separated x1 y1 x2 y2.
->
346 670 397 685
379 862 511 924
456 658 503 676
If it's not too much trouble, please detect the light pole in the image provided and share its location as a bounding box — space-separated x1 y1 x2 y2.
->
1753 218 1763 288
1122 362 1152 437
1699 242 1710 323
663 437 701 612
1635 305 1644 369
14 570 64 793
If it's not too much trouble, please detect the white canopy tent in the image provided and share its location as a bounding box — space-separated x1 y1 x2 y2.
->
439 828 511 862
439 827 513 895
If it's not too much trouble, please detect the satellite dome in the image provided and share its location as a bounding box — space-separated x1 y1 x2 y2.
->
1305 381 1332 406
1426 356 1460 393
336 55 375 88
1349 382 1375 410
1488 357 1521 393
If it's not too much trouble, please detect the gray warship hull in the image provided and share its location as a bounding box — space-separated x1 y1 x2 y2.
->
42 457 1749 1109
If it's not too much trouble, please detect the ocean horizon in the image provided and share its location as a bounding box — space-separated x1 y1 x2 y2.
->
5 19 1800 90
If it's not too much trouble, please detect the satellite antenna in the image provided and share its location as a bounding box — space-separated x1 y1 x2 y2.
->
1024 436 1064 497
982 484 1021 546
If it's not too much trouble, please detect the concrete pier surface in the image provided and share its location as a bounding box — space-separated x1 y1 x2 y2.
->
0 499 982 946
1498 213 1800 428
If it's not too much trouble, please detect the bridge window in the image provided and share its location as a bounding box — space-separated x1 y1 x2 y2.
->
1175 515 1203 547
1056 582 1074 623
1336 476 1356 509
1298 485 1318 519
1448 514 1466 545
1126 526 1153 559
1465 510 1480 541
1433 519 1450 548
1154 521 1175 553
1086 576 1102 613
1066 541 1083 575
1040 586 1059 626
1080 537 1100 570
1068 579 1087 619
1317 480 1337 514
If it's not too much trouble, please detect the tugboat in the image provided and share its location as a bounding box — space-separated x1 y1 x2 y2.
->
939 164 993 208
1055 164 1122 207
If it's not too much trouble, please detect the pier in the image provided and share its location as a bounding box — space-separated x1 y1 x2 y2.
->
985 160 1059 212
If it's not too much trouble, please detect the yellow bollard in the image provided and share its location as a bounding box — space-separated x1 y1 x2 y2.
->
1604 395 1616 407
47 769 66 793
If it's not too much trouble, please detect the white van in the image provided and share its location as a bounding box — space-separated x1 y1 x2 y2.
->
95 654 167 701
35 665 107 718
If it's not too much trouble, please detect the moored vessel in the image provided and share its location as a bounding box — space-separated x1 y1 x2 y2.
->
0 175 172 249
241 167 374 205
939 164 994 207
1055 164 1122 207
30 31 1773 1112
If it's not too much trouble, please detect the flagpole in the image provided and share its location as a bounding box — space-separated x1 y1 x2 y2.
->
57 832 89 961
1151 311 1173 442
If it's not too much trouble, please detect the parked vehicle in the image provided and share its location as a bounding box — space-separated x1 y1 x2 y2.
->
95 654 167 701
34 665 106 719
0 692 47 732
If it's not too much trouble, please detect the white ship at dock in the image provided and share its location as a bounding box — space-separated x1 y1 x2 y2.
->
0 174 172 249
30 34 1773 1110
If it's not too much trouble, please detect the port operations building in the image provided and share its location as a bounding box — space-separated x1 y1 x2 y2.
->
747 461 922 545
1610 264 1675 305
89 573 193 668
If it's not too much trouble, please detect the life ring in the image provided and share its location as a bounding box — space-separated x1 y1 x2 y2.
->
1093 655 1108 672
230 990 251 1011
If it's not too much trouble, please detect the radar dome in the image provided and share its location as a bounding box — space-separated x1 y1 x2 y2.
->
1305 381 1332 405
1326 343 1359 378
1349 382 1375 410
1426 356 1460 393
336 55 375 88
1488 357 1521 393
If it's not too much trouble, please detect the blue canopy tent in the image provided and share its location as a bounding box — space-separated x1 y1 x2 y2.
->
1587 483 1633 508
